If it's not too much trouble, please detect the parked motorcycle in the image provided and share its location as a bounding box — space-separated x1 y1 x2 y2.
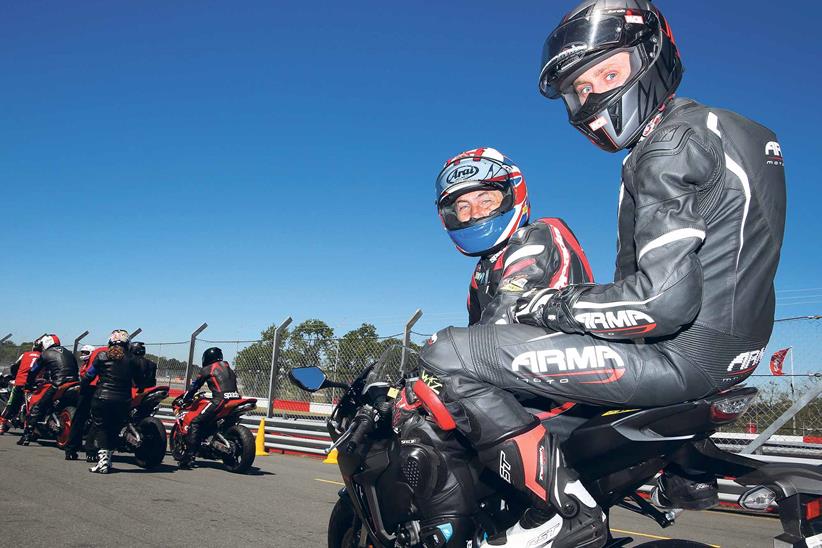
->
23 380 80 448
168 393 258 473
81 386 169 467
289 347 822 548
0 373 11 412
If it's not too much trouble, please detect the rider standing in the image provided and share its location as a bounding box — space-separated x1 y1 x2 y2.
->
20 335 78 446
436 147 593 326
130 342 157 391
64 344 99 461
0 339 42 434
420 1 786 546
83 330 144 473
179 347 240 469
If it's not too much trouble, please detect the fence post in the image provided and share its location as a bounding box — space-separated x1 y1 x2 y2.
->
400 309 423 373
740 380 822 454
184 323 208 388
267 316 293 418
0 334 11 345
72 331 90 354
129 328 142 340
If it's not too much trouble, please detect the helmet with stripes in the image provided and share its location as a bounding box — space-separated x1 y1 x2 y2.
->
435 147 529 257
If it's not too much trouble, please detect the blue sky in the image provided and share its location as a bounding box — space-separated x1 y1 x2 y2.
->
2 0 821 354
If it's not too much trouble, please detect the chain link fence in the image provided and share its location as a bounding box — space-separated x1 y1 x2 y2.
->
1 315 818 453
189 329 425 418
716 316 822 453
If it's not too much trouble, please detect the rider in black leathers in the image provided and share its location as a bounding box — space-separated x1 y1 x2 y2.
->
130 342 157 391
179 347 240 468
420 2 787 546
83 330 144 473
19 335 78 446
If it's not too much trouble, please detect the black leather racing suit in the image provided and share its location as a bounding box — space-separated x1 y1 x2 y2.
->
468 218 593 325
183 361 240 450
420 98 786 500
25 346 79 426
82 350 144 451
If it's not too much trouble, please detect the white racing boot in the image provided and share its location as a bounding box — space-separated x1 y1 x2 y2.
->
479 424 607 548
88 449 112 474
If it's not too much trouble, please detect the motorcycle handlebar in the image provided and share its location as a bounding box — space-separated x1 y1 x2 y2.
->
342 416 374 455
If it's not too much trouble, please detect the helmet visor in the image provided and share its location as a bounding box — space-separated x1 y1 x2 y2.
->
438 184 514 231
539 12 653 99
558 47 645 121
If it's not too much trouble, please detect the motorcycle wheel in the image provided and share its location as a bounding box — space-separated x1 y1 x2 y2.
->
134 417 167 469
169 425 186 462
222 424 255 474
55 406 76 449
328 496 363 548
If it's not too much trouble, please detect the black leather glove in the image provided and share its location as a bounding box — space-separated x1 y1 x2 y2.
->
512 284 593 334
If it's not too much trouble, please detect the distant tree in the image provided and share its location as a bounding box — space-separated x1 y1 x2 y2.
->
0 341 34 371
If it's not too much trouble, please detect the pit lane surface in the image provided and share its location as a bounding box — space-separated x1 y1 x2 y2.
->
0 433 781 547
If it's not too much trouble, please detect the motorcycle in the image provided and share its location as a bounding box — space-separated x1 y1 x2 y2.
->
0 373 12 413
81 386 169 468
23 380 80 448
168 393 258 473
289 346 822 548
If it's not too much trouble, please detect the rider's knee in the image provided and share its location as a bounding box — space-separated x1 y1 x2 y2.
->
420 327 467 377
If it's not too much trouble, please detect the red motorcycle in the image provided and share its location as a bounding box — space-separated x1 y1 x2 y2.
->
23 380 80 448
169 393 258 473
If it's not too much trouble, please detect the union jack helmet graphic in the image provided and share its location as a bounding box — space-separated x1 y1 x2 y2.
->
435 147 529 257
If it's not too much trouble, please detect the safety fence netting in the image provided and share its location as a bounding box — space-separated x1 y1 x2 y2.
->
1 316 818 452
715 316 822 455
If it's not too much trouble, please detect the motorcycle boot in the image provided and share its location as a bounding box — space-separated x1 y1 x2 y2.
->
650 470 718 511
17 425 34 446
65 448 79 460
89 450 112 473
478 424 606 548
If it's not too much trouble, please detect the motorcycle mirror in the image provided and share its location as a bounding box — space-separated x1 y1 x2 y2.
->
289 366 328 392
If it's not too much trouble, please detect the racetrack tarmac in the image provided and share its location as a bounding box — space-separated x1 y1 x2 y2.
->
0 433 781 547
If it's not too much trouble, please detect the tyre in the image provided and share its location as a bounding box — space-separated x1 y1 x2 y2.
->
134 417 167 469
169 424 186 462
222 424 255 474
55 406 76 449
328 495 362 548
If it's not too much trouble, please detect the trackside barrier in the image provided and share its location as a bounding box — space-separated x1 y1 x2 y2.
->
153 405 820 512
155 404 822 459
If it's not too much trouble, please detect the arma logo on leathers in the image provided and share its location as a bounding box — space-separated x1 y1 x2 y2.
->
512 346 625 374
574 309 656 335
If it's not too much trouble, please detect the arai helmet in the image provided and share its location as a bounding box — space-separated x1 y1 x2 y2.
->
435 147 529 257
538 0 683 152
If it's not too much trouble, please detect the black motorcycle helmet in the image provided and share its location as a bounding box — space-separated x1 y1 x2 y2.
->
538 0 683 152
130 342 146 357
202 347 223 366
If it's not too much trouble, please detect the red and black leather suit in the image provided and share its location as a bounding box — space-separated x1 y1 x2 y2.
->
391 217 593 545
0 351 40 427
182 360 240 451
467 218 593 326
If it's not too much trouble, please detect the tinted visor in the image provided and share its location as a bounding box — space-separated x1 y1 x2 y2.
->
438 184 514 231
539 12 653 98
